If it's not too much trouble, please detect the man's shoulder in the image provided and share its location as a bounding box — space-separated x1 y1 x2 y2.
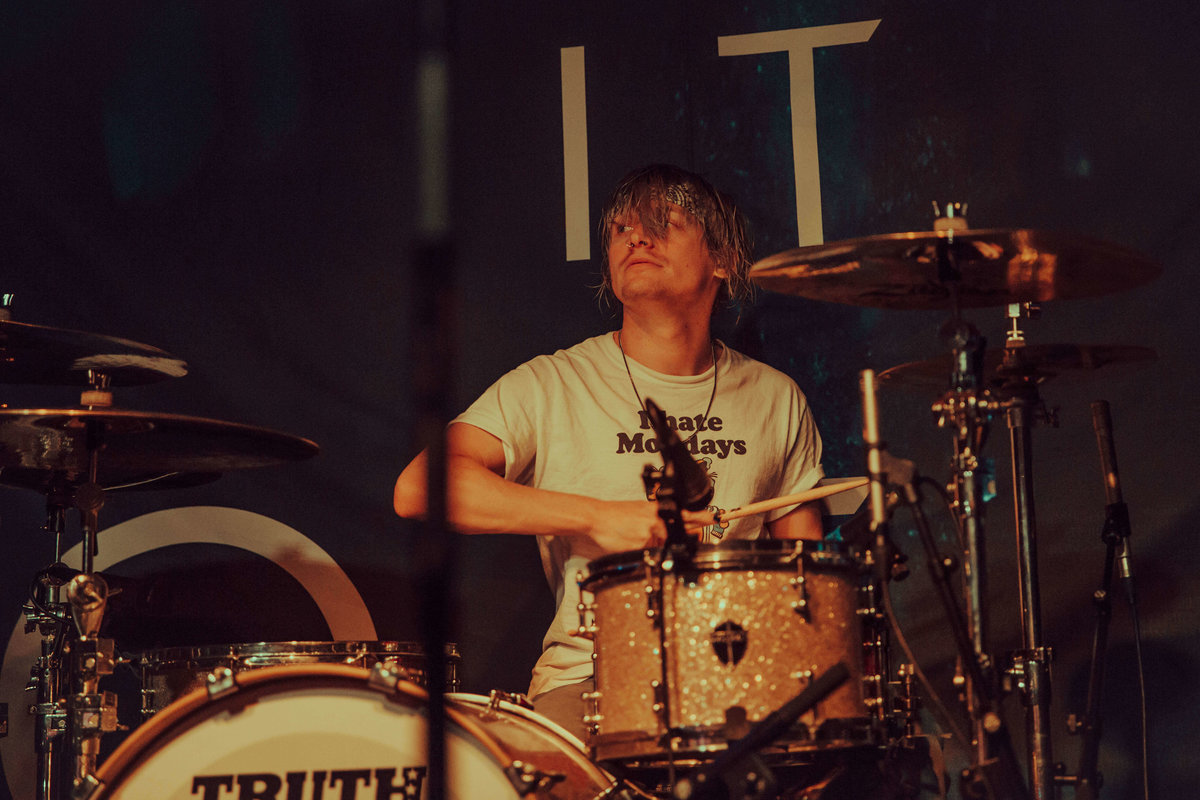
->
722 343 799 386
518 332 614 372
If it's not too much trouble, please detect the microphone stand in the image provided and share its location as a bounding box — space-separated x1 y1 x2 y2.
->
639 397 716 790
1060 400 1140 800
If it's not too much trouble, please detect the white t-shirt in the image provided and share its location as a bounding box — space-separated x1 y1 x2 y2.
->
455 332 823 697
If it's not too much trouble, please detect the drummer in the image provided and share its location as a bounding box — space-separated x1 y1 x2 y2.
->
393 163 825 740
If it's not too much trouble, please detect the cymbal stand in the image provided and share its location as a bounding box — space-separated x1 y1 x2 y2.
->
930 204 995 764
23 392 121 800
25 499 72 800
927 203 1026 798
996 304 1056 800
67 404 120 798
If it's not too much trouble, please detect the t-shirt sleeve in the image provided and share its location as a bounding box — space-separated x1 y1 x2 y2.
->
764 381 824 523
452 363 541 485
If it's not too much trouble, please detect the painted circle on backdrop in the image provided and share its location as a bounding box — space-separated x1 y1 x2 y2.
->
0 506 377 800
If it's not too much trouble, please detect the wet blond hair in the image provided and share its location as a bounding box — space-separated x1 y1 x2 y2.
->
597 164 753 309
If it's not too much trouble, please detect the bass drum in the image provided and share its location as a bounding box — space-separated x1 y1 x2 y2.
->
88 664 623 799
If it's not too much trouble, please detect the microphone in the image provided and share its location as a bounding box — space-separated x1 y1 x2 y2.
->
860 369 888 533
1090 400 1123 506
1091 400 1135 602
644 398 714 511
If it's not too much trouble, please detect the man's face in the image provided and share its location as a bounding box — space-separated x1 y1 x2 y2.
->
607 203 726 310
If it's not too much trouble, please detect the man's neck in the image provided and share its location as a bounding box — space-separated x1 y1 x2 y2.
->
617 312 714 375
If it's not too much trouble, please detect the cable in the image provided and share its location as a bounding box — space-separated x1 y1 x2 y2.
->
879 555 970 754
1129 600 1150 800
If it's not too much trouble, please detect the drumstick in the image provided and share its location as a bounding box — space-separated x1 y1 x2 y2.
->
685 477 870 532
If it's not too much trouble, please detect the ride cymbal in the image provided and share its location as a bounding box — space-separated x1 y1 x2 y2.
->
750 229 1161 309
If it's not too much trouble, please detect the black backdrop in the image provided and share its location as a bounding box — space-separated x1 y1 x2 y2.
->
2 2 1198 797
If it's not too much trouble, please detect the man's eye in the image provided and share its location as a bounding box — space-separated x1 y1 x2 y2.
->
617 225 633 233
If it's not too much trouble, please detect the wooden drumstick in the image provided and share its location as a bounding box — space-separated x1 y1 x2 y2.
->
685 477 870 532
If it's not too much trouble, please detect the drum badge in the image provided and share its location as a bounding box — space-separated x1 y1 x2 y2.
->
710 621 748 666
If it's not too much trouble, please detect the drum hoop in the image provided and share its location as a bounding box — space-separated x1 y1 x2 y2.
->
446 693 592 754
581 539 861 588
91 664 499 797
131 639 461 665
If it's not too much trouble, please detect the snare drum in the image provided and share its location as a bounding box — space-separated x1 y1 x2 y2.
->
132 640 459 717
88 664 622 799
579 539 878 765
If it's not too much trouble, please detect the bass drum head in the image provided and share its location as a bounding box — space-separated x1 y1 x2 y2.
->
91 665 616 800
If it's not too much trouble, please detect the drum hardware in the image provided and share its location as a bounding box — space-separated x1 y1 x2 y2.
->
507 759 569 796
671 662 850 800
582 690 603 736
866 339 1029 800
761 201 1159 800
1 310 321 800
486 689 535 713
133 640 459 718
64 574 120 791
787 571 809 617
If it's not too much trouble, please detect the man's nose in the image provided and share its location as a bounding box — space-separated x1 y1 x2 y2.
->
625 223 651 248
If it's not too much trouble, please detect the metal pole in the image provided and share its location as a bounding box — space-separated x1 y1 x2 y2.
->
1007 399 1054 800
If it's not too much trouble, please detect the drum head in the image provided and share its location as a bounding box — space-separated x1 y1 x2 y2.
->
92 665 613 799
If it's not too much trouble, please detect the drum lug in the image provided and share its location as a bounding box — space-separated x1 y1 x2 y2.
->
574 598 597 640
505 760 565 796
581 690 603 733
790 667 817 685
789 573 810 619
650 680 667 724
367 662 404 692
488 689 534 711
205 668 237 700
644 583 661 624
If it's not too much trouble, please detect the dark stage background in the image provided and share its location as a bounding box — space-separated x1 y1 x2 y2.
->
2 2 1198 797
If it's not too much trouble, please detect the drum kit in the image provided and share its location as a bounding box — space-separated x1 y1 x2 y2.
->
570 207 1158 800
0 200 1158 800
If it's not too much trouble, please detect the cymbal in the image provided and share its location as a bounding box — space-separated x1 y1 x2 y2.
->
876 343 1157 391
750 229 1161 309
0 319 188 386
0 408 319 492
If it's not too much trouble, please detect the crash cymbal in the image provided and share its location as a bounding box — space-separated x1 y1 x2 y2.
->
0 408 318 492
876 343 1157 391
0 319 188 386
750 229 1161 309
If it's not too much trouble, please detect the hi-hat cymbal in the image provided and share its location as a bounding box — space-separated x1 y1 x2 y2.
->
0 408 319 492
0 319 188 386
750 229 1161 309
876 343 1157 391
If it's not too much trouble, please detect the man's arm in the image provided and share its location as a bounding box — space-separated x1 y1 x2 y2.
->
765 502 824 540
394 422 668 554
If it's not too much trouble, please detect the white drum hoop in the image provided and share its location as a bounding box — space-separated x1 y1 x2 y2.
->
88 664 620 800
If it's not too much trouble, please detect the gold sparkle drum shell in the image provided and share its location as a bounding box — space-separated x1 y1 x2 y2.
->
578 539 877 765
